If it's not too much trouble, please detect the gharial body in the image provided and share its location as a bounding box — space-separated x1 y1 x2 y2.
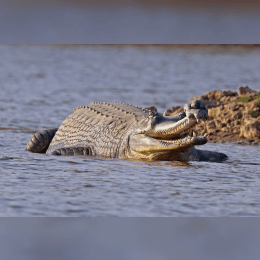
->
26 100 227 162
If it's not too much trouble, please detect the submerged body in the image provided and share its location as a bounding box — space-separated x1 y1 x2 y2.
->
26 100 227 162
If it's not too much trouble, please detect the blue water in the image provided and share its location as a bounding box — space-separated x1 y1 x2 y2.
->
1 4 260 43
0 45 260 216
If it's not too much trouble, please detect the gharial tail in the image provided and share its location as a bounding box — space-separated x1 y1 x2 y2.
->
25 128 58 153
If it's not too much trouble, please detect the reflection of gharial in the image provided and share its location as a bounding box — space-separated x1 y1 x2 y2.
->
26 100 227 162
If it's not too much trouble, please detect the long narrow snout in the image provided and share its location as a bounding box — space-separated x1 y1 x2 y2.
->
129 100 209 158
141 100 208 139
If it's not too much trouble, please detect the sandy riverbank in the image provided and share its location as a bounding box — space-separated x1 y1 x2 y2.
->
164 86 260 145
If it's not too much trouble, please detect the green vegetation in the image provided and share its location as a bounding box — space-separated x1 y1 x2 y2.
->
233 95 260 103
253 95 260 100
233 96 253 102
232 95 260 118
250 111 260 118
254 99 260 107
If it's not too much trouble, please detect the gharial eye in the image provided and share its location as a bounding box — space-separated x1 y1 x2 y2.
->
149 116 160 127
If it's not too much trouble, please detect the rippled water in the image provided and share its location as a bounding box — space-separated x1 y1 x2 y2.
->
1 45 260 216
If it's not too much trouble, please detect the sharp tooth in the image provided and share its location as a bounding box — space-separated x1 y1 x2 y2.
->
193 131 196 137
203 133 207 137
196 118 199 123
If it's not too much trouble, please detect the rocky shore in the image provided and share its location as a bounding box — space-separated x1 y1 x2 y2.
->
164 86 260 145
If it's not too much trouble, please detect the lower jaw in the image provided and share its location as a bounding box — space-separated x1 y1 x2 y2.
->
150 131 190 141
128 148 194 161
152 124 196 140
157 134 207 147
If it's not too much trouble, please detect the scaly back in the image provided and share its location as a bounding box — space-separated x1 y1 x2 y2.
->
46 102 156 157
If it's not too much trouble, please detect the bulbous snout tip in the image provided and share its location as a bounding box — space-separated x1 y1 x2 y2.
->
190 99 206 109
185 100 208 122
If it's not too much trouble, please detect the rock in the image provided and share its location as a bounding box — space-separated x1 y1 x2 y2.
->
189 90 237 109
163 106 183 116
144 106 157 112
164 86 260 145
239 120 260 139
238 85 259 96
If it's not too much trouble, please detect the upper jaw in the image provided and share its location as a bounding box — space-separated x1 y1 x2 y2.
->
145 116 198 140
140 99 208 140
130 100 209 153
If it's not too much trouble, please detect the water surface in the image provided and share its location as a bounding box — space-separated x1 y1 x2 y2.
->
0 45 260 216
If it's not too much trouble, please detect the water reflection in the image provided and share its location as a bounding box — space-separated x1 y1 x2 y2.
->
153 161 191 167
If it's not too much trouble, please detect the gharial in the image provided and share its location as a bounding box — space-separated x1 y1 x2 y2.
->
26 100 228 162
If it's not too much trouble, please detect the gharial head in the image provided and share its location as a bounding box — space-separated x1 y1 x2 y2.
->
129 100 208 160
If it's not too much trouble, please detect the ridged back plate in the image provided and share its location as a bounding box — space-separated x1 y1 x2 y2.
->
46 102 156 157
